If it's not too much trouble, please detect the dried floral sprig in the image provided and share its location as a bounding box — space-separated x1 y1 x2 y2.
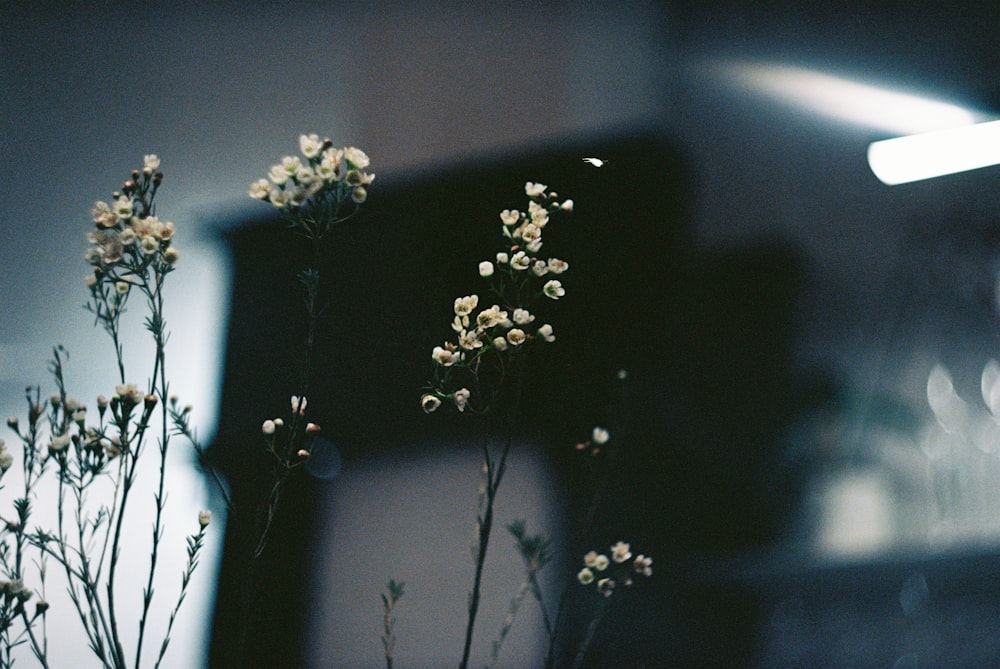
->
421 181 572 416
380 579 405 669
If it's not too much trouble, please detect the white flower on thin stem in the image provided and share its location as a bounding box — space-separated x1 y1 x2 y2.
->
506 328 526 346
513 308 534 325
525 182 547 197
458 330 482 351
281 155 302 175
537 323 555 342
432 346 462 367
611 541 632 563
543 280 565 300
593 554 609 571
560 199 574 212
510 252 530 271
547 258 569 274
269 188 290 208
531 260 548 276
269 164 289 186
299 133 323 159
584 551 599 568
262 420 276 435
49 434 71 453
500 209 520 227
496 252 509 265
421 394 442 413
592 427 610 445
492 336 508 352
113 195 133 219
577 568 595 585
528 200 549 227
249 179 271 199
343 147 370 169
453 388 471 412
633 555 653 577
476 305 505 329
198 510 212 528
454 294 479 317
144 154 161 171
479 261 494 277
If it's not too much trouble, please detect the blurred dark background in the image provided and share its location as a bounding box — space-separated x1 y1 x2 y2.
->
5 1 1000 667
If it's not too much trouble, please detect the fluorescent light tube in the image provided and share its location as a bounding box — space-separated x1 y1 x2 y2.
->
868 120 1000 185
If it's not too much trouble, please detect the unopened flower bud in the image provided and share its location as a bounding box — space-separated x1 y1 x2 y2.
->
49 393 61 408
198 510 212 528
144 394 158 411
0 451 13 472
297 449 310 459
6 417 18 429
35 600 49 616
262 420 276 435
306 422 321 434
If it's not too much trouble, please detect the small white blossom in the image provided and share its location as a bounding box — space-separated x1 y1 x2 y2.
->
611 541 632 563
528 200 549 226
262 420 276 435
500 209 520 226
492 336 508 352
269 164 290 186
454 295 479 316
478 261 494 277
299 133 323 158
143 154 161 171
281 155 302 175
633 555 653 577
198 510 212 528
421 394 442 413
506 328 526 346
543 280 565 300
458 330 482 350
476 305 505 329
496 252 509 264
537 323 555 342
525 182 547 197
342 147 370 169
592 427 610 445
510 252 530 271
291 395 307 415
49 434 71 453
453 388 471 412
597 578 615 597
513 308 534 325
432 346 462 367
577 568 595 585
531 260 548 276
113 195 133 219
547 258 569 274
560 199 574 212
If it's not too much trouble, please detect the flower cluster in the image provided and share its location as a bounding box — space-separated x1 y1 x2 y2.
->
86 155 178 287
249 134 374 235
576 541 653 597
421 182 572 414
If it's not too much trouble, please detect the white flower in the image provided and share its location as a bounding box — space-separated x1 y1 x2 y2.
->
560 199 574 212
421 394 442 413
113 195 133 219
299 133 323 158
454 294 479 316
281 155 302 175
506 329 526 346
510 252 530 271
528 200 549 226
269 188 290 208
432 345 462 367
547 258 569 274
351 186 367 204
577 568 595 585
496 252 509 264
581 157 606 167
520 223 542 245
49 434 71 453
531 260 548 276
492 336 508 352
537 323 555 342
584 551 599 567
198 510 212 528
525 182 547 197
597 578 615 597
249 179 271 199
453 388 471 412
342 146 370 169
513 308 534 325
269 164 289 185
476 305 505 329
633 555 653 577
593 554 609 571
611 541 632 563
543 280 565 300
262 420 276 435
143 154 161 171
500 209 520 226
295 164 318 185
0 451 12 472
478 261 494 277
458 330 482 350
291 395 307 415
